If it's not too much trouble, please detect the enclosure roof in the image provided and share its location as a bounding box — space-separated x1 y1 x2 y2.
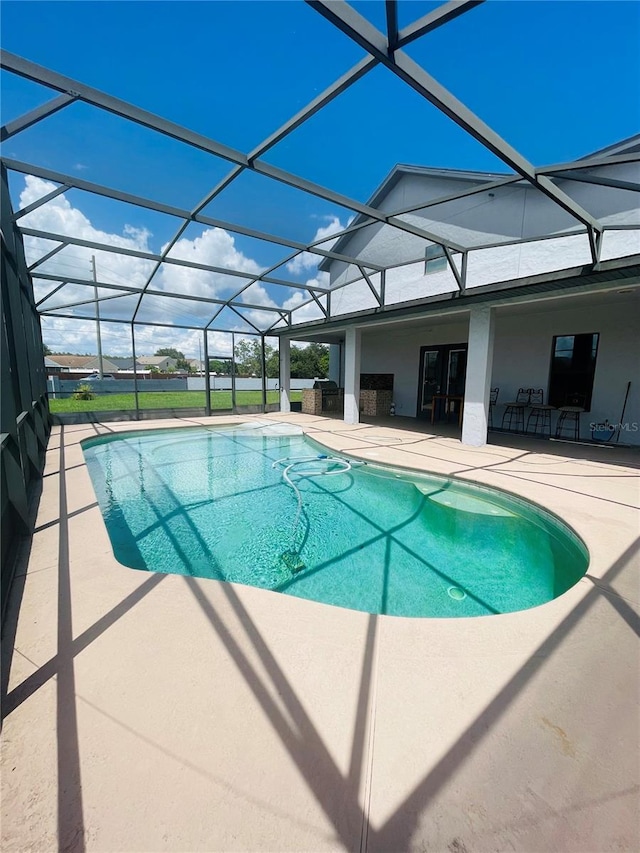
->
579 134 640 159
1 1 639 345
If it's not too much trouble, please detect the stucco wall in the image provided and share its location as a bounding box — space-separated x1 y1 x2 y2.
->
303 224 639 323
343 164 640 273
292 164 640 327
360 294 639 444
360 318 468 417
492 297 639 441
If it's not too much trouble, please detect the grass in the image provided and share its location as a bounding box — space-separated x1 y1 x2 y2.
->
49 389 302 413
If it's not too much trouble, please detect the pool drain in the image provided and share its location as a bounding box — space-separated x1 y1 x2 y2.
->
447 586 467 601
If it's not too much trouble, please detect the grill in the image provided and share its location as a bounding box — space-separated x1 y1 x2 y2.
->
313 379 342 412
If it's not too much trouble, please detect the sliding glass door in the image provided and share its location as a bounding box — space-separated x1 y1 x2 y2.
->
417 343 467 420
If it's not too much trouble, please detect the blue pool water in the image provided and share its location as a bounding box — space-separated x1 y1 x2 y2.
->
82 424 588 618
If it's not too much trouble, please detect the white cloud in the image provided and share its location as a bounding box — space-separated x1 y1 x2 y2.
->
285 216 346 274
159 227 262 298
18 176 266 353
281 272 329 325
237 270 332 332
20 176 149 252
235 281 286 332
21 175 155 292
20 176 336 356
41 315 235 360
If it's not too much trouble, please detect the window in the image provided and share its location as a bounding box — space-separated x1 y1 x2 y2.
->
425 244 448 274
548 333 599 410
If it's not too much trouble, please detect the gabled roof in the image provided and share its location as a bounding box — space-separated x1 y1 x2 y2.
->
45 355 121 372
46 355 95 368
575 133 640 160
136 355 177 365
319 134 640 271
109 356 136 369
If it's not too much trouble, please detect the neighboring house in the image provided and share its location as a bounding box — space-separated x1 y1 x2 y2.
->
45 355 121 374
278 136 640 446
109 357 136 371
136 355 178 371
187 358 204 373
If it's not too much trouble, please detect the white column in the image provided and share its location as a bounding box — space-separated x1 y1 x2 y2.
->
279 338 291 413
461 307 495 447
344 327 361 424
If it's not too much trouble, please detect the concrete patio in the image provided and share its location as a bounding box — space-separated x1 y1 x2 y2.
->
2 413 638 853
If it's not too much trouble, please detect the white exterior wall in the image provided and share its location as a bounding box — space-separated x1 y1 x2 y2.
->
291 163 640 329
492 296 640 442
312 225 639 323
360 293 640 444
360 318 469 417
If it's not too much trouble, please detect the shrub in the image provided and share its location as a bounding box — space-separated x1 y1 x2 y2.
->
73 383 95 400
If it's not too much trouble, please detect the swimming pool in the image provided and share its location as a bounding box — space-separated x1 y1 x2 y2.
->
82 424 588 618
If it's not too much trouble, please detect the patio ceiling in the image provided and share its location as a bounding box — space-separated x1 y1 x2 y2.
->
1 0 639 338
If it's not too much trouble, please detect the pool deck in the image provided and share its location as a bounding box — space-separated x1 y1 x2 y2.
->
2 413 639 853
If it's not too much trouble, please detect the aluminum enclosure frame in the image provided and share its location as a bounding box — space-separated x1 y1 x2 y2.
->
1 0 638 613
2 0 637 343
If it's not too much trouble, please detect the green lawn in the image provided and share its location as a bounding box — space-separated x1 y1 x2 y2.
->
49 389 301 413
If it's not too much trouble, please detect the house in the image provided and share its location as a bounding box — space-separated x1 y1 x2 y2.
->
136 355 178 371
45 354 121 374
277 136 640 446
108 357 137 371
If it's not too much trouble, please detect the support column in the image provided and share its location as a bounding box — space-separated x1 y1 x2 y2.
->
279 338 291 413
260 335 267 412
344 327 361 424
203 330 211 416
461 307 495 447
131 322 140 420
231 332 237 411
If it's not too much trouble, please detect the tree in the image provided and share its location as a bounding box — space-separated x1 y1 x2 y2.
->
265 348 279 378
232 339 329 379
43 343 52 356
208 358 232 374
233 339 278 377
155 347 184 359
290 343 329 379
233 339 260 376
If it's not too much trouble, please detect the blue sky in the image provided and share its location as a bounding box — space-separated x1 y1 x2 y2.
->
1 0 639 355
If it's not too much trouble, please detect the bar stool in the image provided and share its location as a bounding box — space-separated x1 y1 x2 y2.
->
555 393 586 440
501 387 530 432
526 389 555 437
488 387 499 429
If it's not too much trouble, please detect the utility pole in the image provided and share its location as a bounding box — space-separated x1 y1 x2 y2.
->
91 255 104 378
